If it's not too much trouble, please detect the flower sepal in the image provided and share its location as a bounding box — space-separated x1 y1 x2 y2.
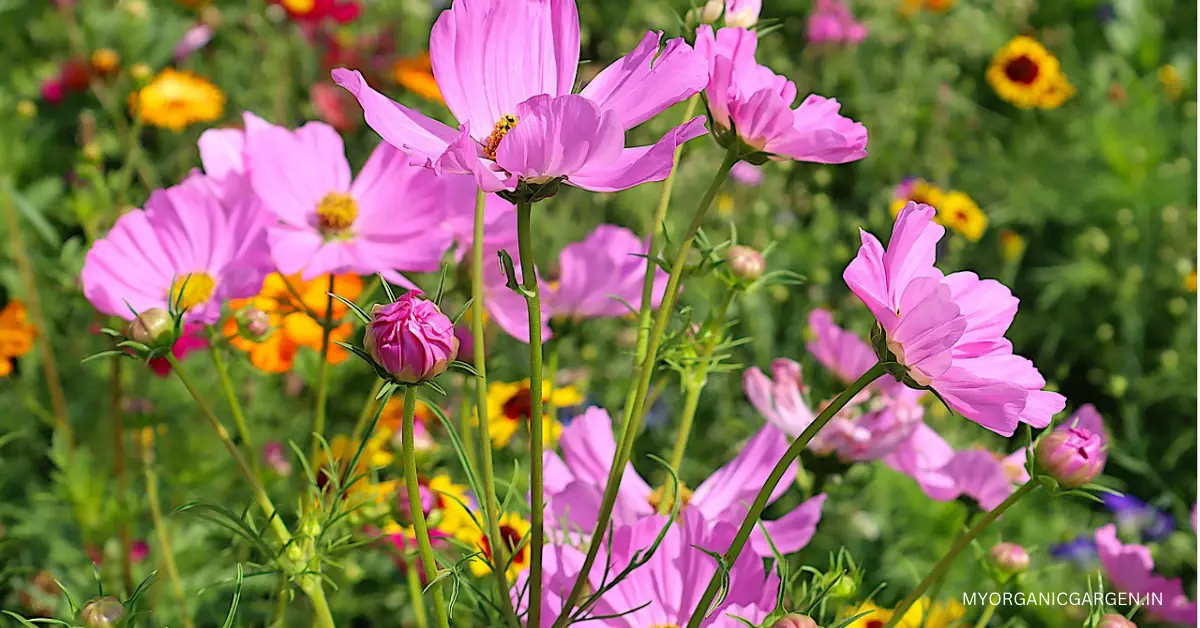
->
496 177 564 206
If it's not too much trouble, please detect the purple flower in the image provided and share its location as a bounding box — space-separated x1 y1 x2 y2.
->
694 26 867 163
173 24 213 61
523 509 778 626
333 0 710 193
1049 534 1098 567
543 407 825 557
1095 524 1198 625
806 0 868 45
1103 494 1174 543
730 161 764 185
844 203 1066 436
364 293 459 383
263 441 293 477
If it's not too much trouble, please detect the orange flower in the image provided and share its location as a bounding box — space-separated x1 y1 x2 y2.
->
379 394 436 436
225 273 363 373
391 52 443 104
0 301 37 377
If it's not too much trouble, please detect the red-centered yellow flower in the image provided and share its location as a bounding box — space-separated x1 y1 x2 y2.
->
0 301 36 377
891 178 945 217
459 512 531 581
313 433 394 500
935 191 987 241
391 52 443 104
480 380 583 448
987 36 1072 110
129 68 224 131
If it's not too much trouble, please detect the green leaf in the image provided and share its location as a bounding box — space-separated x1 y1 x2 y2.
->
329 293 371 325
221 564 245 628
6 179 61 247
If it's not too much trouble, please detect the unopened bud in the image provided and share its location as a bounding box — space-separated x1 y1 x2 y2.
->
727 244 766 281
127 308 173 348
81 596 125 628
989 542 1029 573
1097 614 1137 628
700 0 724 23
237 308 271 341
771 614 819 628
82 143 102 162
1036 426 1105 488
90 49 121 76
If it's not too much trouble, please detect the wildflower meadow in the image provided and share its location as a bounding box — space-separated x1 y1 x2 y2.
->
1 0 1197 627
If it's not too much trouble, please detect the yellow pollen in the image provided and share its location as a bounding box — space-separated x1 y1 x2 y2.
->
649 625 682 628
316 192 358 234
648 485 693 514
170 272 216 311
483 114 519 160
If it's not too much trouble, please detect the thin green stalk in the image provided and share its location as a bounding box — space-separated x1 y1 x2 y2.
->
515 199 547 628
545 341 560 425
881 482 1040 628
350 379 386 444
270 576 289 627
685 363 888 628
310 275 336 463
140 432 194 628
554 149 738 626
110 357 134 596
400 386 451 628
470 188 521 627
209 337 260 476
667 288 736 473
406 559 430 628
973 599 997 628
458 392 477 471
302 582 336 628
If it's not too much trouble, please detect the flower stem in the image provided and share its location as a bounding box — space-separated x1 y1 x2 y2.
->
515 198 547 628
406 558 430 628
685 362 888 628
139 431 194 628
401 386 451 628
110 357 135 596
545 341 560 425
554 148 738 626
1 186 71 452
350 379 386 444
209 336 260 477
667 287 736 474
881 482 1040 628
301 581 336 628
310 275 336 464
972 598 997 628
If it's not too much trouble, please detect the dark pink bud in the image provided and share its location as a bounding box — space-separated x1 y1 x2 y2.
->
770 614 819 628
364 294 458 384
129 540 149 563
1036 426 1105 487
989 541 1029 573
1097 614 1137 628
263 441 293 477
727 244 766 281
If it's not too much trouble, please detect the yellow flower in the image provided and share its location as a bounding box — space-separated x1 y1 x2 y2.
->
392 52 444 104
0 301 37 377
427 474 474 535
91 49 121 76
921 599 967 627
313 433 395 503
459 512 531 581
129 68 224 131
999 230 1026 262
481 380 583 448
1186 270 1197 293
842 599 965 628
717 192 735 217
891 178 945 217
1159 64 1184 100
987 36 1071 110
935 191 987 241
901 0 954 15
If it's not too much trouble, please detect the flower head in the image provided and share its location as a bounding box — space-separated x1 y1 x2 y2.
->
311 83 357 133
391 52 443 104
1095 524 1198 625
771 615 819 628
0 301 37 377
936 191 986 241
987 36 1074 110
883 424 1029 510
890 177 943 217
130 69 224 131
461 511 531 581
243 113 459 283
482 380 583 448
806 0 868 45
147 322 210 377
724 0 762 27
730 161 764 185
1097 614 1137 628
1103 493 1174 543
694 26 867 163
272 0 360 23
173 24 214 61
334 0 710 194
81 596 124 628
1036 425 1104 487
844 202 1065 435
990 541 1030 573
82 174 268 325
365 292 459 383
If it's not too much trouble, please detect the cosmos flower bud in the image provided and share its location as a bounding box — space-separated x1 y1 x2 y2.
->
1036 426 1105 488
81 596 125 628
237 308 271 341
1097 614 1137 628
727 244 766 281
700 0 724 23
127 308 174 348
770 614 819 628
262 441 293 477
364 293 459 384
990 542 1030 573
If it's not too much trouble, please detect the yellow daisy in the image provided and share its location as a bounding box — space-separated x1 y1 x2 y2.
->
427 474 475 536
459 512 531 581
129 68 224 131
891 178 945 217
987 36 1070 110
314 433 395 500
935 191 987 241
999 230 1026 262
481 380 583 448
918 599 967 627
392 52 444 104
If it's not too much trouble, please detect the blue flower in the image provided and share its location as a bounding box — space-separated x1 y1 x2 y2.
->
1103 493 1175 543
1049 535 1098 567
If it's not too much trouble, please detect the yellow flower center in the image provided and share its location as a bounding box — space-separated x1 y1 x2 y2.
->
647 484 693 514
170 272 216 311
281 0 316 14
649 625 682 628
483 114 519 160
316 192 358 234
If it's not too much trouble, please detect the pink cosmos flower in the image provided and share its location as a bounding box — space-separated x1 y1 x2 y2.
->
332 0 710 193
243 114 457 285
724 0 763 27
883 425 1029 510
173 24 214 61
524 509 777 626
730 162 764 185
544 407 826 556
263 441 294 477
82 174 268 325
843 202 1066 436
147 323 210 377
485 225 669 342
806 0 868 45
1095 524 1198 625
693 26 867 163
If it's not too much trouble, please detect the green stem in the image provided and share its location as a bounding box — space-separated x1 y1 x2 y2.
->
406 558 430 628
881 482 1040 628
458 391 477 471
545 341 560 425
301 581 336 628
667 288 736 473
209 336 260 477
140 432 194 628
110 357 134 596
554 148 738 626
973 599 997 628
310 275 336 464
470 189 522 628
270 576 289 627
350 379 386 444
515 199 547 628
685 363 888 628
401 386 451 628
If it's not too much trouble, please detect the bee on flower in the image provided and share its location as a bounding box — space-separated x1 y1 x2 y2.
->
129 68 225 131
987 36 1075 110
